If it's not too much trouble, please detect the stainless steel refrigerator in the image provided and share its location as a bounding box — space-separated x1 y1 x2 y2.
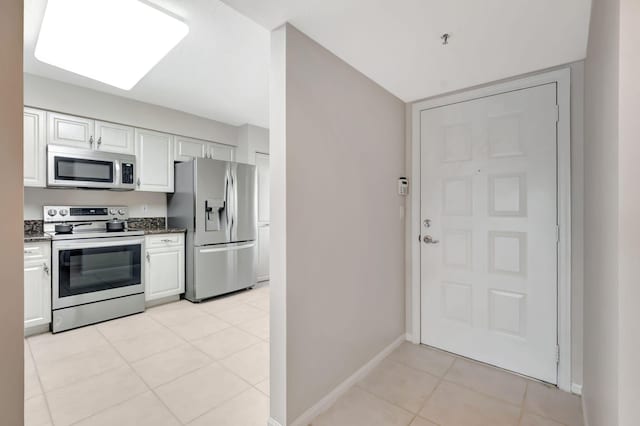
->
168 158 257 302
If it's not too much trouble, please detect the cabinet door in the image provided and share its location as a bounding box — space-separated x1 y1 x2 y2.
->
208 142 235 161
145 246 184 301
95 121 134 154
135 128 174 192
24 108 46 187
24 259 51 328
47 112 95 148
174 136 208 162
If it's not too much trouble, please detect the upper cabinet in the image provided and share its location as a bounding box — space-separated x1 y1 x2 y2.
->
47 111 134 154
47 111 95 148
94 121 135 154
175 135 235 162
24 108 46 188
135 128 174 193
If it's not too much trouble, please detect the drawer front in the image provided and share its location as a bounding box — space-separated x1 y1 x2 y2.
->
146 233 183 247
24 242 51 261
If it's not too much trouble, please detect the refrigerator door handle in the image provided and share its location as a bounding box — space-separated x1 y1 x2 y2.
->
199 242 256 254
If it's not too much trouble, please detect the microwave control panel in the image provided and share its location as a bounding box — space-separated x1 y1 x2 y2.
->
121 163 135 185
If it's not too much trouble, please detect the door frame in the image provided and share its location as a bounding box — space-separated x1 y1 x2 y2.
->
409 68 572 391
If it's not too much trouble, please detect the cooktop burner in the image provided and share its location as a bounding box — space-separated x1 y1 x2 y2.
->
43 205 144 240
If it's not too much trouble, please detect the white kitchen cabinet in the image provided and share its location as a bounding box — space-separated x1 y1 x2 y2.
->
208 142 235 161
255 153 270 281
47 111 95 148
94 120 135 154
145 234 185 302
24 242 51 329
24 108 46 187
135 128 174 192
174 135 235 162
174 135 208 162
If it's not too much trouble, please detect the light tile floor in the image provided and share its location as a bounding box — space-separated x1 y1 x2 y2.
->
26 284 583 426
24 285 270 426
310 342 584 426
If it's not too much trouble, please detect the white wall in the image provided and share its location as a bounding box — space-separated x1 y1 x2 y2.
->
617 0 640 423
583 0 620 424
24 74 239 146
270 24 406 424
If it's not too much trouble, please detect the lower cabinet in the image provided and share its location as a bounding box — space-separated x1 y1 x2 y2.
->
145 234 185 302
24 242 51 329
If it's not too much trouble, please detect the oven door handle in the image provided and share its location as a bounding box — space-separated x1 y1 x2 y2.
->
52 237 145 250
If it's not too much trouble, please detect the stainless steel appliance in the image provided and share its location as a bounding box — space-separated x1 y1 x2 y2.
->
45 206 145 332
168 158 257 302
47 145 136 190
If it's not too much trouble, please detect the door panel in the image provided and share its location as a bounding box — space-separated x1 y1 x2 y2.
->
146 247 184 301
234 162 257 242
47 112 94 148
24 108 46 187
24 260 51 327
208 143 235 161
95 121 134 154
420 84 558 383
175 136 208 162
194 242 256 300
255 153 270 281
135 129 174 192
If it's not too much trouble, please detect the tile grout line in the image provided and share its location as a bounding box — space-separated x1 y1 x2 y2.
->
517 382 530 425
25 338 55 425
412 353 458 424
89 324 184 426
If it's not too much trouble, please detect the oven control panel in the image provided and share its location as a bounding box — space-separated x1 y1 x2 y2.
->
44 206 129 222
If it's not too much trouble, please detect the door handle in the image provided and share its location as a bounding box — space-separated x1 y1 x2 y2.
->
146 252 150 262
43 263 49 275
97 136 102 147
423 235 439 244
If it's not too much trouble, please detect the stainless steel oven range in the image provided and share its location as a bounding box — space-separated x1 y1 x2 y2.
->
44 205 145 333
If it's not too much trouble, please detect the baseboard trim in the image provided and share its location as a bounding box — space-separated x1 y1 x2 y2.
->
571 383 582 395
290 334 406 426
268 417 284 426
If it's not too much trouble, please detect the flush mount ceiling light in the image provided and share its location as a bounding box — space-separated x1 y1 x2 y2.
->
35 0 189 90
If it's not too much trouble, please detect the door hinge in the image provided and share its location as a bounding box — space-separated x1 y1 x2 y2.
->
555 225 560 243
555 344 560 364
554 104 560 123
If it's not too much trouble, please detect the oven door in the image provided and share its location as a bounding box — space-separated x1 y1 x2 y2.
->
52 236 145 309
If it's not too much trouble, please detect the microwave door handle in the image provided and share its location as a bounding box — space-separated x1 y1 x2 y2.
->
114 161 121 185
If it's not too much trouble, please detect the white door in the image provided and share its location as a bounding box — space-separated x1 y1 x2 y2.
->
94 121 134 154
256 152 270 282
420 84 559 383
174 136 208 162
24 108 46 187
47 112 95 148
135 128 174 192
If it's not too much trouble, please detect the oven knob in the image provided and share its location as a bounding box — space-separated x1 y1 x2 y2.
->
59 209 68 216
47 209 57 217
109 208 117 215
118 209 126 215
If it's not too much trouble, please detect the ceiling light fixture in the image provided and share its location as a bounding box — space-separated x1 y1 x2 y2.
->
35 0 189 90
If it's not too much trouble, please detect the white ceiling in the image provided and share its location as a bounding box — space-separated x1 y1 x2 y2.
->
220 0 592 102
24 0 271 128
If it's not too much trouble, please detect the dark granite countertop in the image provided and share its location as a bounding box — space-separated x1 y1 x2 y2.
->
143 227 186 235
24 232 52 243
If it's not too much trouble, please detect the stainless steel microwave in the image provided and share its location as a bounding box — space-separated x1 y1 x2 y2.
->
47 145 136 190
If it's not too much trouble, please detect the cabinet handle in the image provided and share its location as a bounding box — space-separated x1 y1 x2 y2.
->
43 263 49 275
24 250 34 254
146 252 150 262
161 239 172 243
137 178 141 187
89 136 94 146
97 136 102 146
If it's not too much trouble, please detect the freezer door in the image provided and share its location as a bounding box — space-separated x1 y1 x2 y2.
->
233 162 257 242
192 242 256 301
194 158 232 246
